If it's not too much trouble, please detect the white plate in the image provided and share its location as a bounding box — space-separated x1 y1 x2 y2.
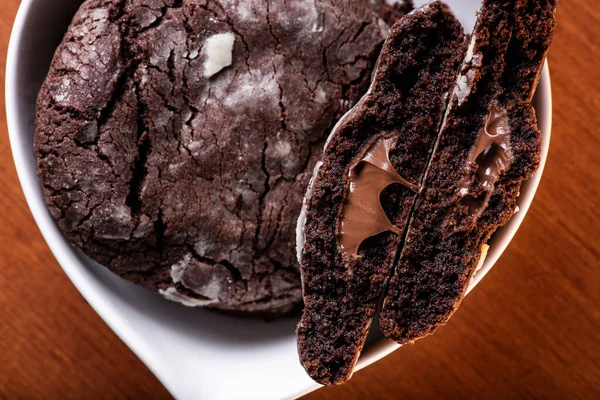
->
6 1 551 399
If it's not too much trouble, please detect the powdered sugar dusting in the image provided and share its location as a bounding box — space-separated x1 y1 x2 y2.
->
314 86 328 104
311 22 324 33
298 0 319 25
170 253 193 283
51 77 72 104
274 140 292 157
111 205 131 222
278 0 321 34
223 68 279 109
237 1 257 21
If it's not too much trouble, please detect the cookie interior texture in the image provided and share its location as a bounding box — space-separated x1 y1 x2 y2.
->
297 0 557 385
297 2 466 385
380 0 557 343
34 0 412 316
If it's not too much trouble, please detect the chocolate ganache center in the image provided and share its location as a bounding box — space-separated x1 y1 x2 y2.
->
459 104 512 214
340 136 419 257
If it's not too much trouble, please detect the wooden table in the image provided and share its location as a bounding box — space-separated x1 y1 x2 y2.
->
1 1 598 399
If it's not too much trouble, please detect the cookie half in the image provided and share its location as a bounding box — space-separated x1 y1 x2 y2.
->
380 0 557 344
296 2 466 385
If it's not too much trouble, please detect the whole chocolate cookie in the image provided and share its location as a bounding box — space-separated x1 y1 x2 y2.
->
35 0 401 315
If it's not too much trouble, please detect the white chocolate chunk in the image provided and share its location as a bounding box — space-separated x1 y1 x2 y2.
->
464 34 477 64
159 287 218 307
202 32 235 78
475 244 490 274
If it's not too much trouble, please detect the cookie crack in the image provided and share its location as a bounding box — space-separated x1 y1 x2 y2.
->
262 178 291 253
186 244 248 291
154 207 166 254
351 21 372 43
265 1 282 49
253 131 271 254
132 1 182 37
125 80 149 217
274 64 288 132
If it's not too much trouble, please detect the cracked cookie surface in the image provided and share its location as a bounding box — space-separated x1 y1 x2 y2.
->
35 0 398 315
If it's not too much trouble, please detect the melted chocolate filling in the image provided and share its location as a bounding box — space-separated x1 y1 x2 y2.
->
339 136 418 257
459 104 512 214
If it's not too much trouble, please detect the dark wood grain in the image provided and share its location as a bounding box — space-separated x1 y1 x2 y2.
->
0 1 598 399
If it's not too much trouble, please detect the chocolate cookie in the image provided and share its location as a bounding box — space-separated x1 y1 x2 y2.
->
380 0 557 343
34 0 411 315
296 2 467 385
377 0 414 26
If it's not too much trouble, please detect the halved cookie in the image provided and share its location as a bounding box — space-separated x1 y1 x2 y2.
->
296 2 466 385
